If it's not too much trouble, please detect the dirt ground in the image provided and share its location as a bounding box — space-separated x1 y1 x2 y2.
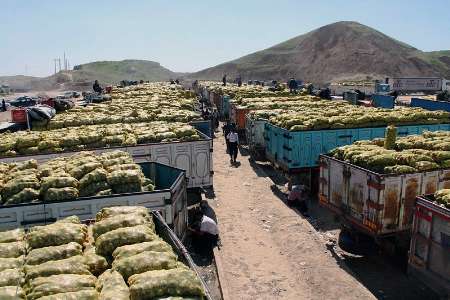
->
208 130 376 300
205 129 438 300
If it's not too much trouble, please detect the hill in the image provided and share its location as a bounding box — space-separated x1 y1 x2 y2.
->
0 60 179 91
191 21 450 84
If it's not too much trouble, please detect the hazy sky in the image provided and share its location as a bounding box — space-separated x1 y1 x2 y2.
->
1 0 450 77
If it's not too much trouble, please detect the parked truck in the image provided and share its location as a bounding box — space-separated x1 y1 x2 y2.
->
319 154 450 251
408 195 450 298
390 77 450 93
0 162 189 238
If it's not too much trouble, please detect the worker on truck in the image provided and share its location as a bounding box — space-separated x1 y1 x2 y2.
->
288 77 298 94
189 210 219 255
93 80 102 94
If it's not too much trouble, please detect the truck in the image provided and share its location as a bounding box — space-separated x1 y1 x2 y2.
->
0 131 213 192
408 195 450 298
0 162 189 238
390 77 450 93
319 154 450 251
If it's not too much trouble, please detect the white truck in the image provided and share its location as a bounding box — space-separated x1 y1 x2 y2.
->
390 77 450 92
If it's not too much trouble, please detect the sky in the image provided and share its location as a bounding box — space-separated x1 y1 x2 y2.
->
1 0 450 77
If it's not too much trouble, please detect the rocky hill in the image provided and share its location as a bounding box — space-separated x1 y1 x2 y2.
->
191 21 450 84
0 60 180 91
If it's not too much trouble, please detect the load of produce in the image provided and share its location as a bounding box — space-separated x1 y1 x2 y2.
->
0 206 206 299
93 206 205 299
330 130 450 174
0 227 26 299
266 102 449 131
433 189 450 208
204 81 294 100
0 151 154 206
96 269 130 300
0 121 201 157
32 83 200 130
128 268 205 299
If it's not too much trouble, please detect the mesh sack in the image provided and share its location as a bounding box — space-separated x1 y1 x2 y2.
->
112 250 178 280
128 268 205 299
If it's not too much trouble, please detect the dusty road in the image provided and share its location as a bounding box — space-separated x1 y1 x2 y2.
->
210 131 376 300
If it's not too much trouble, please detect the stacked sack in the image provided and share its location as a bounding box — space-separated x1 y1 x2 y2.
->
0 122 202 158
23 216 107 299
0 160 40 205
94 206 205 300
0 228 26 299
0 151 155 206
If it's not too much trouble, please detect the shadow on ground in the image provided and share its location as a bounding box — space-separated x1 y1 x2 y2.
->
246 152 439 300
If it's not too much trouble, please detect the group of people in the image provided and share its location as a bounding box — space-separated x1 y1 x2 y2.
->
222 74 242 87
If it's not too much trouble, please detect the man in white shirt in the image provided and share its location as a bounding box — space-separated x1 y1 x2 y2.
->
226 128 239 163
190 211 219 254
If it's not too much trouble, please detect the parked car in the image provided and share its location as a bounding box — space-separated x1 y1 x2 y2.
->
9 96 36 108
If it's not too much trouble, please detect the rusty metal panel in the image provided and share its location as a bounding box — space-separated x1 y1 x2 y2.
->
418 216 431 238
348 167 368 221
438 169 450 189
421 171 439 195
428 243 450 281
328 159 347 208
366 173 384 230
319 157 330 201
414 236 429 261
431 215 450 244
381 176 402 232
400 173 421 230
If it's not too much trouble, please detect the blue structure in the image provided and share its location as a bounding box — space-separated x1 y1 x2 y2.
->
264 123 450 170
191 120 212 138
372 95 395 109
410 98 450 112
222 95 230 118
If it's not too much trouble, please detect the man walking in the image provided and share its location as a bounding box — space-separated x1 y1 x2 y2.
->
223 121 232 154
227 127 239 164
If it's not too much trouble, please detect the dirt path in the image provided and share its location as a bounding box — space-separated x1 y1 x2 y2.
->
210 131 376 300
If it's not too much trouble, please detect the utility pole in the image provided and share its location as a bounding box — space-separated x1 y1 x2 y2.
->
64 52 67 71
58 59 61 72
53 59 58 74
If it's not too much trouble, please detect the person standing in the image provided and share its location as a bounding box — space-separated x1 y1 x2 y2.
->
1 99 6 112
222 74 227 86
223 121 232 154
227 128 239 164
93 80 102 94
288 77 298 94
237 75 242 87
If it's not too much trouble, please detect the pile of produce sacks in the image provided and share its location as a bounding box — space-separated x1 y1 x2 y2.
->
266 103 449 131
0 207 206 299
0 121 200 157
330 131 450 175
0 151 154 206
433 189 450 208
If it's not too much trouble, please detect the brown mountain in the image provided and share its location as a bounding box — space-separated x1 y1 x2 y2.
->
0 60 180 92
191 21 450 84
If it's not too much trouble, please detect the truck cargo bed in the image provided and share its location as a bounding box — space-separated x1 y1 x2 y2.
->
319 155 450 237
265 122 450 171
0 131 213 189
408 195 450 298
0 162 188 238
